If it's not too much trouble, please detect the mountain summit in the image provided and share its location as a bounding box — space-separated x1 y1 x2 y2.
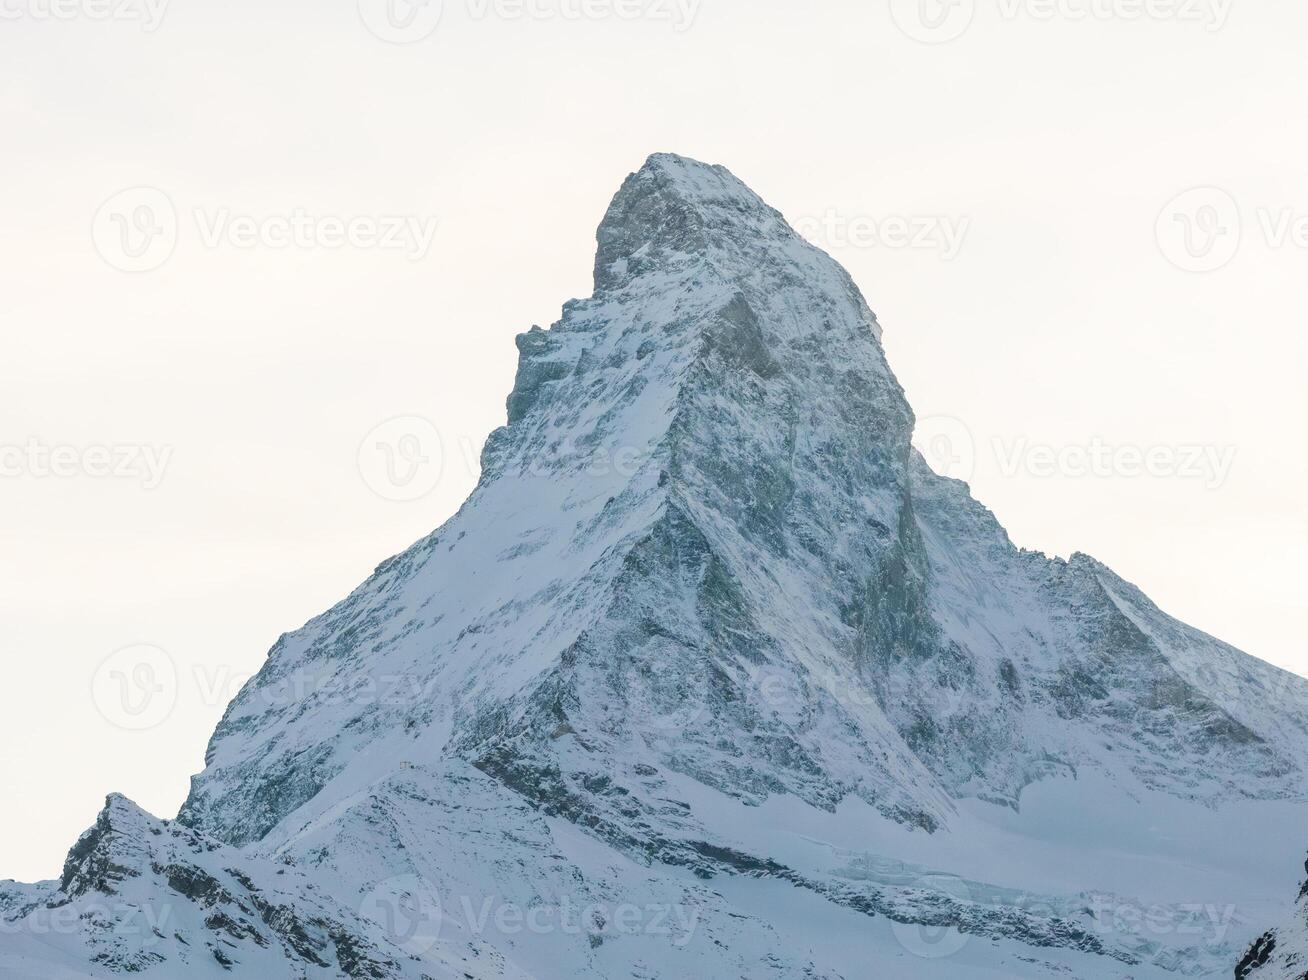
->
5 154 1308 979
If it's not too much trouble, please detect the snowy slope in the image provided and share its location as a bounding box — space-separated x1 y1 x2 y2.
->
5 153 1307 979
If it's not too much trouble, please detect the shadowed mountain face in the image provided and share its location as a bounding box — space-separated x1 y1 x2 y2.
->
5 154 1308 979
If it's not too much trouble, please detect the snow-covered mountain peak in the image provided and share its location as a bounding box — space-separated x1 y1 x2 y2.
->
58 794 156 900
592 152 885 338
7 154 1308 979
185 154 1308 848
593 152 787 290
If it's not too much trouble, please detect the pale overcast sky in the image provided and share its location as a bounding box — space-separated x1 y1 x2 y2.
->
2 0 1305 882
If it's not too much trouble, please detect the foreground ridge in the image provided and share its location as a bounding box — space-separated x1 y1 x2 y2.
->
1237 858 1308 980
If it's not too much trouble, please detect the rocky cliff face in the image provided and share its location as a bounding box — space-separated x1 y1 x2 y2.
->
5 154 1308 979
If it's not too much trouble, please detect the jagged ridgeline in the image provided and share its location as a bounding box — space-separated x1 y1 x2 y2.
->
5 154 1308 979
